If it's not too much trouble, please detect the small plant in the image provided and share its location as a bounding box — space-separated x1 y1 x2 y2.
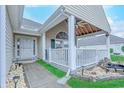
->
121 46 124 52
110 48 113 53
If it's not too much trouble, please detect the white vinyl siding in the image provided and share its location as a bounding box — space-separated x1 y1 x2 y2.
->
64 5 111 32
0 5 2 87
0 6 6 87
0 6 8 87
79 44 124 56
37 36 43 58
46 21 67 49
6 9 13 75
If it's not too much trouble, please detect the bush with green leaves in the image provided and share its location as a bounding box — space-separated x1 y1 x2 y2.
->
121 46 124 52
110 48 113 53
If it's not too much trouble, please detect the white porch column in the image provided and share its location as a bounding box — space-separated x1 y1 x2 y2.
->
42 33 46 60
106 33 111 59
0 6 6 88
68 15 76 71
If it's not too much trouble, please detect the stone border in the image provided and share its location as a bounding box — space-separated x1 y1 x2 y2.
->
22 64 30 88
72 74 124 82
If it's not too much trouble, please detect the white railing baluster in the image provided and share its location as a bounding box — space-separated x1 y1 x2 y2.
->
48 48 107 69
48 48 69 67
76 49 108 68
48 48 51 63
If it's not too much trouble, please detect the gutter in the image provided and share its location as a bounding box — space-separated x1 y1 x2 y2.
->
60 7 70 18
40 6 69 34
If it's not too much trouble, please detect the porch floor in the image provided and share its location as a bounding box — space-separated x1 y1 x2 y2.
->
23 63 69 88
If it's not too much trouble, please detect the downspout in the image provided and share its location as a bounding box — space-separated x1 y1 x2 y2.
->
61 7 78 77
58 9 77 85
60 8 71 78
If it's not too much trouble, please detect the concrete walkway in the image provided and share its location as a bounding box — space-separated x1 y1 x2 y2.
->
24 63 69 88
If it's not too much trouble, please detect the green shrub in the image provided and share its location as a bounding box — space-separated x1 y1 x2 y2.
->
110 48 113 53
111 55 124 62
121 46 124 52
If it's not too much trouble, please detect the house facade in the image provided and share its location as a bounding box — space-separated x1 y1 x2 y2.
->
78 34 124 55
0 5 111 87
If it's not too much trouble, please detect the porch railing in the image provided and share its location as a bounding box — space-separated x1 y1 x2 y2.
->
47 48 107 68
49 48 68 67
76 49 107 67
96 49 108 62
76 49 97 67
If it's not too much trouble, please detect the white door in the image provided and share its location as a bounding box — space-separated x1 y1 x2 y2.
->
15 36 37 60
20 38 33 59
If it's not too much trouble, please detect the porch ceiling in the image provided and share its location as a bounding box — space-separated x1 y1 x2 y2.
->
75 21 102 36
20 18 42 32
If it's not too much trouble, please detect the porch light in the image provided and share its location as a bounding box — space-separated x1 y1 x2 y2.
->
13 76 20 88
17 42 20 45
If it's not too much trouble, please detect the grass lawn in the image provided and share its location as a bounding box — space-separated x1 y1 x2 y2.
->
67 77 124 88
111 55 124 62
36 59 66 78
37 59 124 88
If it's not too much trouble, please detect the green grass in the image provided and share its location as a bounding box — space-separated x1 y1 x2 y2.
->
36 59 66 78
37 59 124 88
111 55 124 62
67 77 124 88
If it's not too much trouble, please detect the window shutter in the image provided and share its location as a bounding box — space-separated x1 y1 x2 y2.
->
51 39 55 48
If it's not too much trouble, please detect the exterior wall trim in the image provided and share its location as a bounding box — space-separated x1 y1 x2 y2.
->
0 6 6 88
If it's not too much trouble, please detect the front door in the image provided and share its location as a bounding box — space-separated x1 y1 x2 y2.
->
15 36 37 60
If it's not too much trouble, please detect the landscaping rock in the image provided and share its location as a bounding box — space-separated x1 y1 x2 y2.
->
6 63 27 88
75 65 124 82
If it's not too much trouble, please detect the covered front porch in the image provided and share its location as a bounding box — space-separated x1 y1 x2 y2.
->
41 9 111 72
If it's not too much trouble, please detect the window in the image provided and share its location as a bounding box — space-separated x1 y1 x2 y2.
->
17 39 20 56
51 39 55 48
33 40 35 55
56 32 68 40
63 40 68 47
55 32 68 48
55 40 63 48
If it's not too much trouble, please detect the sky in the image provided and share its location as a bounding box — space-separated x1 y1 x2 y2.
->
23 5 60 24
23 5 124 38
103 5 124 38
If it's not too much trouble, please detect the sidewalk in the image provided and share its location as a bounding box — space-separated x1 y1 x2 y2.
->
24 63 69 88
